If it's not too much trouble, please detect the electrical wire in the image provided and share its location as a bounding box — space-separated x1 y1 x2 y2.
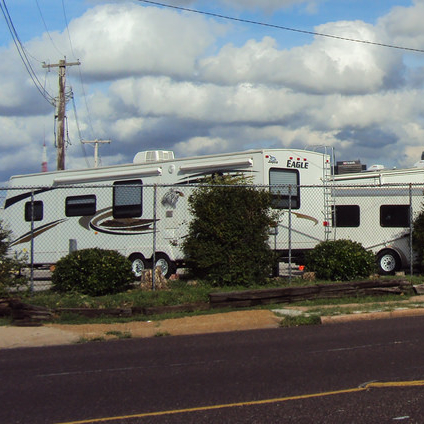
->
62 0 96 145
0 0 55 105
35 0 64 56
138 0 424 54
71 91 91 167
75 66 95 139
61 0 77 60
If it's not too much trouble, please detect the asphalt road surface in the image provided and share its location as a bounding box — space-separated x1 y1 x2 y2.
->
2 316 424 423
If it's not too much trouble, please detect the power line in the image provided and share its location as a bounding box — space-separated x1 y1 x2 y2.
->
71 90 91 168
0 0 55 105
61 0 95 140
138 0 424 54
35 0 64 56
61 0 77 60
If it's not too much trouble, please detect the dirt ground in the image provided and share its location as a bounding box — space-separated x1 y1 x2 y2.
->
3 296 424 349
0 309 283 349
48 309 282 340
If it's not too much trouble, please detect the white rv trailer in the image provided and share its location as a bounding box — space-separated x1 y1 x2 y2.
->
1 148 331 277
331 165 424 274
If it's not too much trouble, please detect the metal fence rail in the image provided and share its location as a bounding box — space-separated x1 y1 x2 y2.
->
0 183 422 291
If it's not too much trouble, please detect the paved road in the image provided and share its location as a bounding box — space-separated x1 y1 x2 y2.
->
2 316 424 423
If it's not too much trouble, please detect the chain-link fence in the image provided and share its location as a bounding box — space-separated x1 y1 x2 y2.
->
1 183 422 291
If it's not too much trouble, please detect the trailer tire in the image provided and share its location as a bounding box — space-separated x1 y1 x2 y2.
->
129 253 147 279
154 253 176 279
377 249 401 275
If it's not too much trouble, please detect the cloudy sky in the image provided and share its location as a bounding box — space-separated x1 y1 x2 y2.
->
1 0 424 183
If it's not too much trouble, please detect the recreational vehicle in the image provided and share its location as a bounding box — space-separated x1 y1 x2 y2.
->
332 164 424 275
1 148 331 277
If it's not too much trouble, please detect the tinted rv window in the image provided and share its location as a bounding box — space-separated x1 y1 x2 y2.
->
332 205 360 227
66 195 96 217
380 205 410 227
269 168 299 209
113 180 142 218
25 201 43 222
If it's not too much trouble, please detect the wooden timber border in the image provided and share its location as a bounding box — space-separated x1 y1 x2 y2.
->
208 279 414 309
0 279 417 326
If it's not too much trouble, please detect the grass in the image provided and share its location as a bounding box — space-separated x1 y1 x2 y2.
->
2 275 422 326
19 279 214 310
0 317 12 326
105 330 132 339
280 315 321 327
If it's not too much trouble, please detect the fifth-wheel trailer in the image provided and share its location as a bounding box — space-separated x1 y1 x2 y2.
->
1 148 331 277
331 164 424 274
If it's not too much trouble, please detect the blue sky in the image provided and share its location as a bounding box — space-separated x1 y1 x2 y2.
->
0 0 423 183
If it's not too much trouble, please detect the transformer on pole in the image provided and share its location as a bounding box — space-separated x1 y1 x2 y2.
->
42 58 80 171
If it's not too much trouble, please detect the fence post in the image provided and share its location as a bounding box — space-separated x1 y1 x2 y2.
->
69 239 77 253
288 185 292 283
409 183 413 277
152 184 157 291
30 191 35 294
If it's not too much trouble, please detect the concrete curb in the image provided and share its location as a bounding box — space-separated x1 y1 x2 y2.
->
321 308 424 324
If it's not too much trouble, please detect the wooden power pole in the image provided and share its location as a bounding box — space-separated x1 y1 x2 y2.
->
42 58 80 170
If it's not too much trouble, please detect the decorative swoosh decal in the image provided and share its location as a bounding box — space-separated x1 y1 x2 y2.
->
292 212 319 226
4 188 54 209
11 219 67 246
87 207 156 235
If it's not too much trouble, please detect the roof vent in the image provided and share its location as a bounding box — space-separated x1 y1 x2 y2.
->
367 164 385 171
133 150 175 164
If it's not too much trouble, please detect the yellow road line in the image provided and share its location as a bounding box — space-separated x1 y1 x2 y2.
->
55 380 424 424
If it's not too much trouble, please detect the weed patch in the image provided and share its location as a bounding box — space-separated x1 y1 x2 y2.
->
280 315 321 327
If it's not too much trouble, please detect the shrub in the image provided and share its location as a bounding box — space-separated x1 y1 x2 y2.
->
0 220 27 296
305 239 375 281
412 209 424 269
182 175 278 287
52 248 134 296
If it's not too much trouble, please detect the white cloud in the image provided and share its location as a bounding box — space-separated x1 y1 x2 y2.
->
219 0 319 12
169 0 321 13
378 0 424 50
199 20 404 94
174 136 230 157
3 0 424 183
104 76 317 124
62 3 219 81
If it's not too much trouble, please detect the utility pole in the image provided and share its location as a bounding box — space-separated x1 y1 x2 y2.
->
81 139 111 168
42 58 80 171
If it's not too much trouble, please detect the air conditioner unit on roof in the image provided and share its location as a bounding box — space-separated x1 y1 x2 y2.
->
133 150 175 164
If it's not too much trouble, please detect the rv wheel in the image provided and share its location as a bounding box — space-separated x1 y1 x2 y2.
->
154 253 176 279
129 253 147 279
377 249 401 275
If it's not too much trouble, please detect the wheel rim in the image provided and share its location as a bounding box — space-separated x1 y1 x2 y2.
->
132 259 145 277
380 254 396 272
155 258 169 276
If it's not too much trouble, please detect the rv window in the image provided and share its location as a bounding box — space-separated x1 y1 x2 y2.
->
113 180 142 218
380 205 410 227
66 195 96 217
269 168 299 209
332 205 360 227
25 201 43 222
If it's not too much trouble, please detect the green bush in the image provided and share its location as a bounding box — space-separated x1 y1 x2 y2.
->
305 239 375 281
52 248 134 296
0 220 27 296
182 175 278 287
412 209 424 269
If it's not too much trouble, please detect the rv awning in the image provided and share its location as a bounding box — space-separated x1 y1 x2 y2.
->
52 167 162 185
